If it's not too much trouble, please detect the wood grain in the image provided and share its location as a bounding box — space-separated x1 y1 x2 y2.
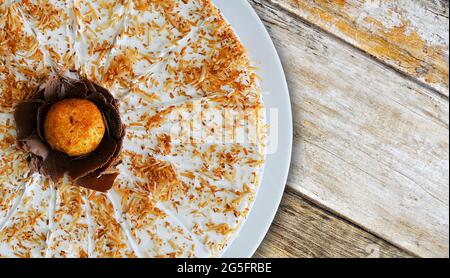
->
254 188 414 258
249 0 449 257
265 0 449 96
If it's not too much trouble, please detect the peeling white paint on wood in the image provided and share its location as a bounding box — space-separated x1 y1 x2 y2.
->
250 0 449 257
266 0 449 95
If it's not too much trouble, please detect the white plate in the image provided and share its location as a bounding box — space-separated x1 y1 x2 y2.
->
213 0 293 258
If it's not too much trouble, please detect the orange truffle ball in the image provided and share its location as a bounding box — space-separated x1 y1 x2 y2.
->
44 99 105 157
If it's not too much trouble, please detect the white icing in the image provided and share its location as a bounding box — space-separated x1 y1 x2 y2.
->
0 0 266 258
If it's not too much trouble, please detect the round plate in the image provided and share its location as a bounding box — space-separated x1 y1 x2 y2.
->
213 0 293 258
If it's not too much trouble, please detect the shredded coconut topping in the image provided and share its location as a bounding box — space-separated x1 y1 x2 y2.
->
0 0 266 258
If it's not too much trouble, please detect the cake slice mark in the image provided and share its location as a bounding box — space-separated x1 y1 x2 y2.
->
102 0 211 95
155 202 211 257
112 152 193 257
88 190 137 257
100 1 229 115
106 189 144 257
43 180 56 257
0 184 26 234
0 3 51 108
122 95 265 153
155 146 260 256
115 136 259 257
72 0 131 83
113 6 260 113
118 90 264 253
20 0 77 72
45 180 90 258
112 179 202 258
95 0 132 85
85 190 94 257
14 5 60 75
0 114 32 230
0 175 52 258
120 100 264 256
103 21 205 94
115 146 257 257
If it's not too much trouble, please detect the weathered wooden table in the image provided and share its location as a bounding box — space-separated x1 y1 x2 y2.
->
250 0 449 258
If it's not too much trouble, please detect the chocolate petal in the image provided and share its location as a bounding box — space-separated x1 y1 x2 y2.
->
36 104 51 141
68 137 117 180
41 150 70 181
14 100 43 140
101 113 110 137
75 172 119 192
86 90 107 107
84 78 114 104
28 156 43 174
83 77 97 93
93 83 115 105
65 80 88 99
102 103 123 140
44 77 62 103
31 88 45 100
18 134 50 159
94 132 125 174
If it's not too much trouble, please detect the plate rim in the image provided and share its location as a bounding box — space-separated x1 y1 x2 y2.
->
213 0 293 258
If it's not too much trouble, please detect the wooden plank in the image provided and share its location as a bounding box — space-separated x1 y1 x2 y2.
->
249 0 449 257
254 188 414 258
264 0 449 96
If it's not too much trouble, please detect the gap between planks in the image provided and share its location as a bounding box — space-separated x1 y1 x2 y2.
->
254 187 416 258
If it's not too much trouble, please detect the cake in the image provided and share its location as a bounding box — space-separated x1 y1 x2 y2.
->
0 0 266 258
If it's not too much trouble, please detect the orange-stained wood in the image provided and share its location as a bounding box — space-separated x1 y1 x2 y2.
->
250 0 449 258
272 0 449 95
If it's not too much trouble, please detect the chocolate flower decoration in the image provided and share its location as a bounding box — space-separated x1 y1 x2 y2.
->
14 75 126 192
